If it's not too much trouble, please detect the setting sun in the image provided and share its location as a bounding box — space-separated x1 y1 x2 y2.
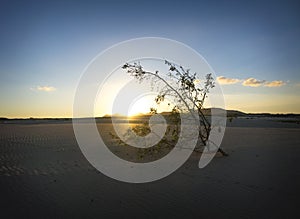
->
128 96 153 116
128 95 174 116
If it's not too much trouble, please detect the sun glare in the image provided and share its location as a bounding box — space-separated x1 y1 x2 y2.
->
127 95 174 117
128 96 154 116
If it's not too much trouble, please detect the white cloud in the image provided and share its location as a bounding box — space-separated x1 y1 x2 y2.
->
193 79 201 84
264 80 285 87
242 78 265 87
31 86 57 92
216 75 286 88
217 76 240 85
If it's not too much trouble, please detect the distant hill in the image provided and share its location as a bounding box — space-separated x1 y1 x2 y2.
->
1 109 299 121
226 110 248 117
159 108 247 117
101 108 247 118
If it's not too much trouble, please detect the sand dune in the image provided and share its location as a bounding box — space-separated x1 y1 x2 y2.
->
0 118 299 218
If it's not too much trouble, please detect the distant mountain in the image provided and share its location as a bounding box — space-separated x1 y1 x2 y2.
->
226 110 247 117
102 113 127 118
101 108 247 118
159 108 247 117
2 109 298 121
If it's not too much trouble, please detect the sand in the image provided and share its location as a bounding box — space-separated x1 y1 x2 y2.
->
0 117 299 218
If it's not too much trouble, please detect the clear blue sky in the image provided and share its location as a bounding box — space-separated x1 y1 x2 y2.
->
1 0 300 117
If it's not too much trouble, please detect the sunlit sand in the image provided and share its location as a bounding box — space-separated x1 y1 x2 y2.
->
0 115 299 217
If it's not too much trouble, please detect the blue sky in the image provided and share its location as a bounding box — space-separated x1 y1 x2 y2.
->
1 0 300 117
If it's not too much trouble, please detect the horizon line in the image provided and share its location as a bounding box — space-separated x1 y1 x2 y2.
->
1 109 300 120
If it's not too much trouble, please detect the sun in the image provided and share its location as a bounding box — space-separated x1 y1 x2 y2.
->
127 95 174 117
128 96 154 116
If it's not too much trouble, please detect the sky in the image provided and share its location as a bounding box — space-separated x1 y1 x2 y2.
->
1 0 300 118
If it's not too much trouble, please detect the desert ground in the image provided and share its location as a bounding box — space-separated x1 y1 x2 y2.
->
0 117 299 218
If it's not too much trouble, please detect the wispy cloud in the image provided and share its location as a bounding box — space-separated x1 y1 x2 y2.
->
217 75 286 88
264 80 285 87
31 86 57 92
242 78 266 87
217 76 240 85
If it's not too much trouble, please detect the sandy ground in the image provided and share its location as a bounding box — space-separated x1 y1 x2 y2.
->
0 118 299 218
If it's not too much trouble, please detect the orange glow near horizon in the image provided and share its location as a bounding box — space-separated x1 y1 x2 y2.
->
127 95 174 117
